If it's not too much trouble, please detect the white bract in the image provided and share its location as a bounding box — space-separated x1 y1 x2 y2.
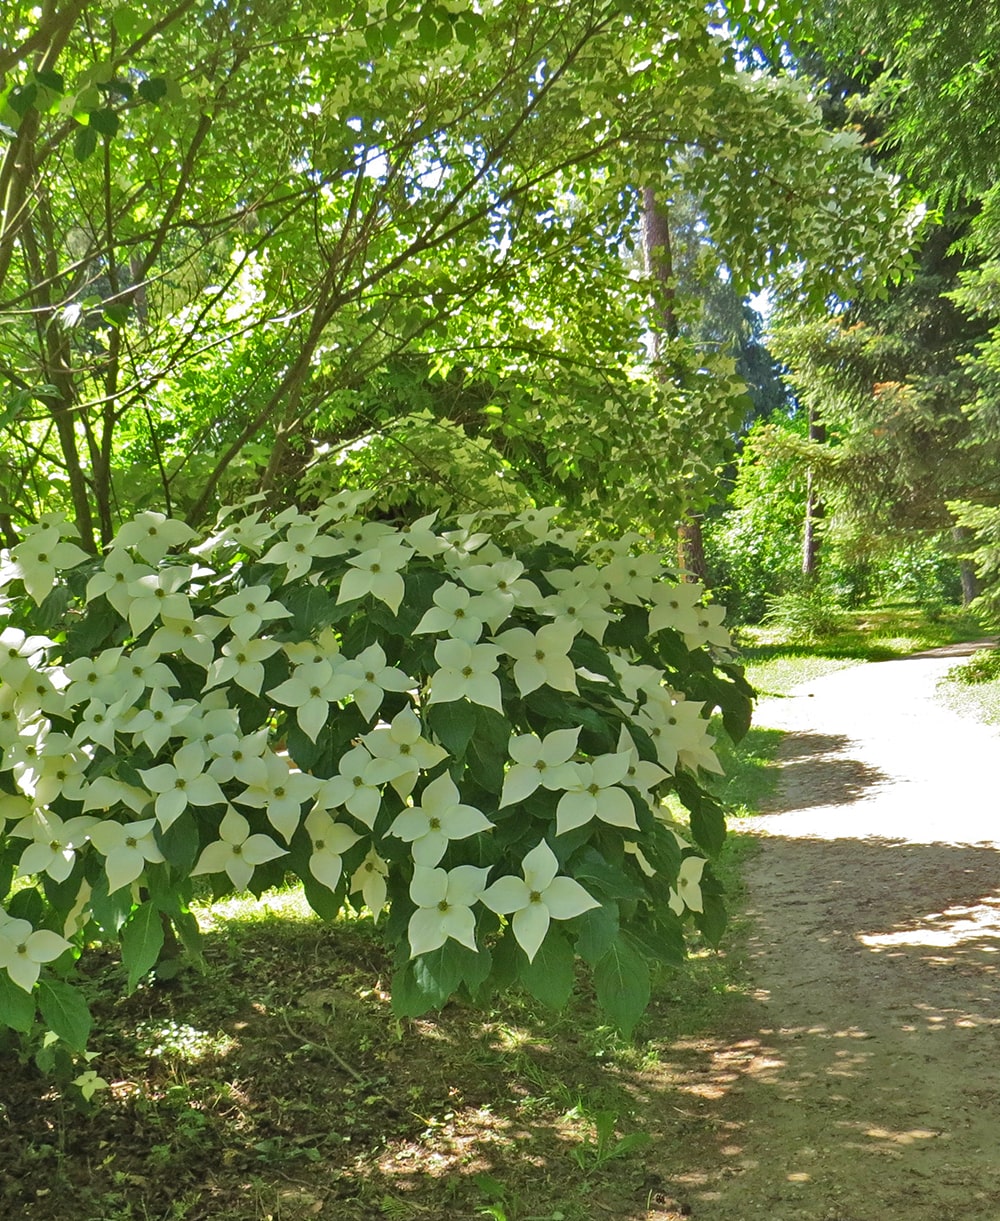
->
0 912 71 991
88 818 165 893
555 752 639 835
669 855 707 915
192 807 287 892
303 808 360 890
407 864 490 957
493 623 578 696
500 728 580 807
426 638 503 712
362 707 447 798
389 773 494 866
480 841 598 962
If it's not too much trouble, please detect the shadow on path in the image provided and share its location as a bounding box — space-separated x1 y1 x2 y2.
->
643 835 1000 1220
756 730 890 813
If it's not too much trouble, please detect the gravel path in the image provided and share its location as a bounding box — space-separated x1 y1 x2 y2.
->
675 643 1000 1220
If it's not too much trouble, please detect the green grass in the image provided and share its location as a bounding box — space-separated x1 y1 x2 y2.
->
938 647 1000 726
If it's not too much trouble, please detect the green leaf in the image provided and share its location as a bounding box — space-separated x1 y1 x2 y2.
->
674 773 726 855
37 979 92 1052
390 959 436 1018
170 909 204 965
0 973 36 1033
65 597 120 655
426 699 475 760
8 83 38 117
594 938 650 1037
88 871 134 935
137 77 169 105
574 902 619 966
282 584 341 635
34 70 64 94
87 107 119 138
411 941 465 1006
73 125 98 161
158 809 200 875
521 926 574 1009
120 902 165 992
694 892 727 947
112 7 149 40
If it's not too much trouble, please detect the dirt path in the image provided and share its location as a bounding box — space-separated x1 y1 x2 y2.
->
668 645 1000 1220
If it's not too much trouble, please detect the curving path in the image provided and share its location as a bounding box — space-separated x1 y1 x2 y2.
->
668 644 1000 1220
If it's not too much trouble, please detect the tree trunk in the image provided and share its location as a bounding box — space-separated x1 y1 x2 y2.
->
952 526 980 605
642 188 710 580
802 407 826 580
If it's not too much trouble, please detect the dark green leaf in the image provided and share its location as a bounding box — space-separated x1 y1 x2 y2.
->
594 938 650 1036
574 901 619 965
34 583 71 631
390 959 435 1018
37 979 92 1052
65 598 120 656
410 941 465 1006
674 773 726 856
120 902 165 992
158 809 200 875
73 125 98 161
88 871 134 935
426 699 475 759
137 77 168 105
694 892 727 947
521 926 574 1008
88 108 119 138
0 973 36 1033
34 70 64 93
8 83 38 117
7 887 44 926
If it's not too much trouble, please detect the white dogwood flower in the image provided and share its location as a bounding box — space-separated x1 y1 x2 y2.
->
8 520 89 605
111 511 196 564
499 727 580 807
303 808 360 891
12 810 98 882
234 752 319 842
480 841 598 962
191 806 286 892
426 638 503 713
126 565 194 636
206 635 283 696
140 742 226 829
314 744 401 829
407 864 490 957
350 849 389 920
88 818 165 893
555 753 638 835
493 623 578 696
211 584 292 640
389 773 494 866
413 581 487 643
362 706 447 798
337 540 411 614
0 912 71 991
669 855 706 915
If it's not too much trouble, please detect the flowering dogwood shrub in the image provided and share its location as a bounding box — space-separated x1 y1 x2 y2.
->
0 494 751 1058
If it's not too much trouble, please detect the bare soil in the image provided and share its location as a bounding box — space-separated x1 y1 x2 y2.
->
664 642 1000 1220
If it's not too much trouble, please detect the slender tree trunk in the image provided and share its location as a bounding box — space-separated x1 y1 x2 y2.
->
801 406 825 581
952 526 980 605
642 188 710 582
